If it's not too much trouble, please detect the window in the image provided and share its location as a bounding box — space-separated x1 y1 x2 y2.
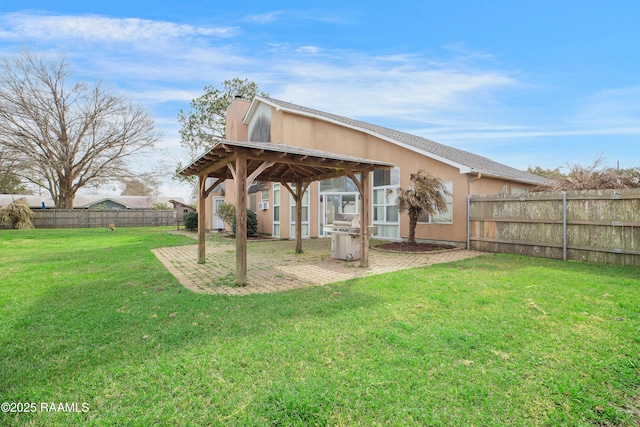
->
511 185 529 194
373 169 400 187
289 185 310 238
272 184 281 237
417 181 453 224
320 176 359 193
372 168 400 239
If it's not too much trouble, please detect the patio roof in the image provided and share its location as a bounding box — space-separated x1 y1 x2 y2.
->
179 139 395 286
179 139 395 183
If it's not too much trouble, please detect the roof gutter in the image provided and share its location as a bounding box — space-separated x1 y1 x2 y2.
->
470 172 483 182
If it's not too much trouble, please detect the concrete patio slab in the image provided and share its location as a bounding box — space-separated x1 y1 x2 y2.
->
152 234 483 295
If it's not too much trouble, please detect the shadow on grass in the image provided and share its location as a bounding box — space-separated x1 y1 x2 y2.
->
0 228 380 413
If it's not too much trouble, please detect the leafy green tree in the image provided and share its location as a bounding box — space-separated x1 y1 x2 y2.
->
120 173 160 196
175 78 267 186
526 165 565 180
396 170 449 245
150 202 171 210
0 168 31 194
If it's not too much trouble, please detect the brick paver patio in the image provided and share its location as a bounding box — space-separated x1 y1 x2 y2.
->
152 233 483 295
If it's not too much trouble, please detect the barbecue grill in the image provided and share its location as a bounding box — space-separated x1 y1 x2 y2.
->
324 213 362 261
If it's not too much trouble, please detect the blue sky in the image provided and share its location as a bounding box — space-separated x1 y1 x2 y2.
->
0 1 638 198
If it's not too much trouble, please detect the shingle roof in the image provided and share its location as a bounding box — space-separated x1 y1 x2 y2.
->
0 195 185 209
254 96 548 185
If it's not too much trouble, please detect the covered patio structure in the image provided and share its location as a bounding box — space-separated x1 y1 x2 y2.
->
179 140 394 286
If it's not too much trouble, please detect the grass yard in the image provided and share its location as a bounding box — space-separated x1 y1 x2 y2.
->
0 227 639 426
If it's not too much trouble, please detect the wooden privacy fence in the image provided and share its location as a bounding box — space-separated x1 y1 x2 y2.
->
468 189 640 267
24 209 174 229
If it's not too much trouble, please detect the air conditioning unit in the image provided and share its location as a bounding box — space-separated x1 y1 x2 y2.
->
258 201 269 210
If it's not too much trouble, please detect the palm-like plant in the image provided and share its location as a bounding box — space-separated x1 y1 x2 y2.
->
396 170 449 244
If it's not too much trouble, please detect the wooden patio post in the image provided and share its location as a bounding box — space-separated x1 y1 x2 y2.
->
359 170 371 267
197 174 206 264
235 156 248 285
295 180 303 254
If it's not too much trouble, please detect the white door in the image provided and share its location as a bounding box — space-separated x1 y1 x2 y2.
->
213 197 225 229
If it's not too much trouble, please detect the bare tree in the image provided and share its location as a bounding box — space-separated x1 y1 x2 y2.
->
396 170 449 245
534 156 640 191
0 51 159 208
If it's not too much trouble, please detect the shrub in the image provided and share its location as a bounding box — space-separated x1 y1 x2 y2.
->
216 202 236 228
183 211 198 231
0 198 34 229
151 202 171 210
232 209 258 236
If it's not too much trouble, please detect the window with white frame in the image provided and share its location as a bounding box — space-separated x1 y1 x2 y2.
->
289 184 310 238
372 168 400 239
417 181 453 224
272 184 281 237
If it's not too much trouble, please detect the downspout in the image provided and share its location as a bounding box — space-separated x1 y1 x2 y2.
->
467 172 481 251
467 195 471 250
469 172 482 182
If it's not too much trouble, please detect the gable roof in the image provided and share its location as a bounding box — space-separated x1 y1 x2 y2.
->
247 96 548 186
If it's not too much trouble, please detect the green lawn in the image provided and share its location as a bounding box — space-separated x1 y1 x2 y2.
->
1 227 639 426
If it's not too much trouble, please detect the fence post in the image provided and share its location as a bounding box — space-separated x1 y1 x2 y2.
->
85 209 89 228
143 209 146 227
53 209 57 228
467 195 471 250
562 192 567 261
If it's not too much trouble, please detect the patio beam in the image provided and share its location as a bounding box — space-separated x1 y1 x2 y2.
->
246 161 275 189
279 180 309 254
197 174 207 264
235 156 248 286
295 179 303 254
203 176 225 199
359 170 371 267
199 152 238 178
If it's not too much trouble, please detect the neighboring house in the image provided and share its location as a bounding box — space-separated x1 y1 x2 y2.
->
202 96 548 245
0 195 185 210
75 195 183 210
169 199 196 228
0 195 54 209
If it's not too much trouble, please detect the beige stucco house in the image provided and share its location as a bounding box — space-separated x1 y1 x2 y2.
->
201 96 547 246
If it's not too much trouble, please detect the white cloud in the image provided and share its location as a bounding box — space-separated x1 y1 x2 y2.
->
270 54 516 120
7 11 634 174
571 86 640 127
244 11 283 24
296 46 321 54
0 12 237 44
